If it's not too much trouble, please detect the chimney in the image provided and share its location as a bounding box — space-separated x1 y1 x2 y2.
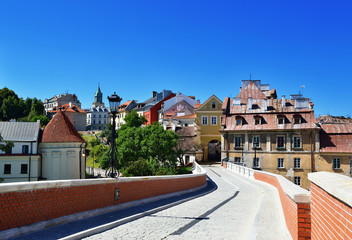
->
152 91 157 98
282 95 285 108
69 102 72 108
248 98 252 110
264 99 268 111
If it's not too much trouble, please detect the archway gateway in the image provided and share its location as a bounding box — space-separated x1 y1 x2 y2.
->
208 140 221 162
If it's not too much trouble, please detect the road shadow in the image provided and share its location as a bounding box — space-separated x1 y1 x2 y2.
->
10 176 218 240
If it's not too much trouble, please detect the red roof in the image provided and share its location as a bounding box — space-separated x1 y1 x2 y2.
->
42 111 85 143
320 123 352 153
49 103 86 114
118 101 132 112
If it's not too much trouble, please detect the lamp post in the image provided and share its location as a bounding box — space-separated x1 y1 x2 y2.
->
108 92 122 178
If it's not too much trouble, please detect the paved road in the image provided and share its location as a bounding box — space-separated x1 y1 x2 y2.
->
83 164 290 240
12 164 290 240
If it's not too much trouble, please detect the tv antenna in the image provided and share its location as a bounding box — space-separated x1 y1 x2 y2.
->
300 85 305 96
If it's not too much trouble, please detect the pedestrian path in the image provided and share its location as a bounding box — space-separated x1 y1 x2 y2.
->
12 164 291 240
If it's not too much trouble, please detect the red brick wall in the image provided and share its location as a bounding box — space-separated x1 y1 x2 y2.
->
310 183 352 240
254 172 311 240
0 175 206 231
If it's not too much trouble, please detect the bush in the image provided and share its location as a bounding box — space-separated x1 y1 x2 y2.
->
121 158 152 177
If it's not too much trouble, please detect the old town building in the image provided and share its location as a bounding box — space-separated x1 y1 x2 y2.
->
44 93 81 115
48 103 87 131
86 86 110 130
195 95 223 162
221 80 319 189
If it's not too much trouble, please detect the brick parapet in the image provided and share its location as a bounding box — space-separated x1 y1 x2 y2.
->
222 161 311 240
0 163 206 232
309 172 352 240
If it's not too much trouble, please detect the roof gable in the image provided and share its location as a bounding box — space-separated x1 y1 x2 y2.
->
197 95 223 111
42 111 85 143
236 81 267 100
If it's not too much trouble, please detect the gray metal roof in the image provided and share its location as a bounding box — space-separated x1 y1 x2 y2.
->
0 121 41 142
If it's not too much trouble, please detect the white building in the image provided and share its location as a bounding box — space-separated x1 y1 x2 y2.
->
0 121 41 182
86 86 110 130
39 111 86 180
44 93 81 114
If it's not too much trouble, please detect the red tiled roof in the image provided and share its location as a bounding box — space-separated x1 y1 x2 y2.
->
194 104 202 109
119 101 132 112
320 123 352 153
49 104 86 114
42 111 85 143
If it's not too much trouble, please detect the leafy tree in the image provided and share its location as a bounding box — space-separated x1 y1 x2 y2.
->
0 133 14 154
29 115 50 127
120 110 147 130
1 96 21 121
100 123 117 144
89 137 101 148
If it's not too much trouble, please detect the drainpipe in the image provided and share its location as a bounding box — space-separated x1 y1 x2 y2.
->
28 142 33 182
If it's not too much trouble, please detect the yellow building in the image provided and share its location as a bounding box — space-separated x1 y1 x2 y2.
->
195 95 223 162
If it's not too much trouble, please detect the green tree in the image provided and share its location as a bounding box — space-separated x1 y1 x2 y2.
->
0 133 14 154
100 123 117 144
120 110 147 130
89 137 101 148
29 115 50 127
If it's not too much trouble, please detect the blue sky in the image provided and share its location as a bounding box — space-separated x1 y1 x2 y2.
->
1 0 351 116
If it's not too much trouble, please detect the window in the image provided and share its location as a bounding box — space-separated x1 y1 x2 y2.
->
276 136 285 148
22 145 29 154
293 136 302 148
185 155 190 164
234 136 242 148
220 116 223 124
277 117 285 124
202 116 208 125
93 114 96 118
93 120 95 124
211 116 217 125
212 102 216 109
236 118 242 125
254 117 261 125
21 164 28 174
277 158 284 168
104 120 106 124
234 157 241 163
253 136 260 148
294 176 301 186
294 158 301 169
99 115 101 118
4 164 11 174
294 116 301 124
253 158 260 168
104 115 106 118
333 158 341 169
99 120 101 124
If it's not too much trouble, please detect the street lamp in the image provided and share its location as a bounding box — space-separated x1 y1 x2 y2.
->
108 92 122 178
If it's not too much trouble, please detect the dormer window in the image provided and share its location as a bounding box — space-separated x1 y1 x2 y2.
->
236 118 242 125
277 116 285 124
254 116 262 125
293 115 301 124
212 102 216 109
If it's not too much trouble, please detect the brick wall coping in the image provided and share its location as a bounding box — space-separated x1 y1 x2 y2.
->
225 162 310 203
308 171 352 208
0 162 206 194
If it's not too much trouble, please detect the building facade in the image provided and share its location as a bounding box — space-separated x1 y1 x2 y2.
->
221 80 319 189
39 111 86 180
44 93 81 114
86 86 110 130
195 95 223 162
0 121 41 183
48 103 87 131
115 100 137 129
